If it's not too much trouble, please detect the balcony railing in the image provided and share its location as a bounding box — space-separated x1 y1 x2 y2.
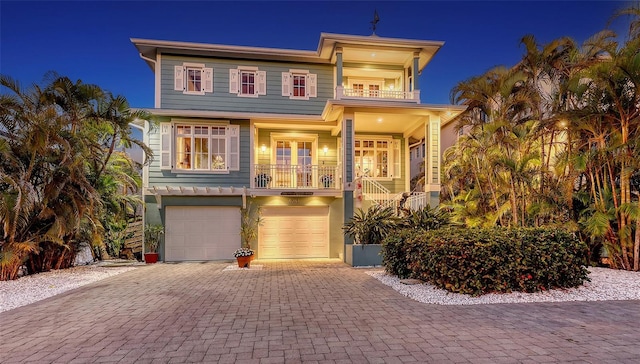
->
336 86 419 103
253 164 339 190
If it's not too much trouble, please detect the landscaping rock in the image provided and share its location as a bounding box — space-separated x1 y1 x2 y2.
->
73 242 94 266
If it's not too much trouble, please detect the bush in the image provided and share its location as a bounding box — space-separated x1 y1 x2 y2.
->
382 227 590 296
381 228 420 279
382 206 454 278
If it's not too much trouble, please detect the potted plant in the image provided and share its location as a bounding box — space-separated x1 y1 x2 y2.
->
320 174 333 188
144 224 164 264
233 247 255 268
254 173 271 188
235 201 263 268
342 205 401 266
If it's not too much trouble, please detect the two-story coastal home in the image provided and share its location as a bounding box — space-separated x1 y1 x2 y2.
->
132 32 464 265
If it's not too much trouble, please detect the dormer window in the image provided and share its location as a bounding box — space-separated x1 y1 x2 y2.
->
174 63 213 95
281 70 317 100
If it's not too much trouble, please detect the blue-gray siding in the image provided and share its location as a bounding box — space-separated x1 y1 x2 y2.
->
161 55 333 115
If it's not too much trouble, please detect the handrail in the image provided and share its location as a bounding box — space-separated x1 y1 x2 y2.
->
253 164 338 189
342 88 415 100
404 192 428 211
360 176 390 206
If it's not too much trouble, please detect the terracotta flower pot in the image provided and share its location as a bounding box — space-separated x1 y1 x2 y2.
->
237 255 253 268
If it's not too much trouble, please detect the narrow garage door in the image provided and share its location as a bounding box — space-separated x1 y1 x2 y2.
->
165 206 240 261
259 206 329 259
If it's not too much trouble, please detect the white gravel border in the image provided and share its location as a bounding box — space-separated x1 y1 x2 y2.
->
0 265 138 313
367 267 640 305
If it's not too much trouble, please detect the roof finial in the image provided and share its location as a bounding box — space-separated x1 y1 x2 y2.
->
370 9 380 36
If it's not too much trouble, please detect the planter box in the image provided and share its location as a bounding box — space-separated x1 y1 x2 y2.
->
345 244 382 267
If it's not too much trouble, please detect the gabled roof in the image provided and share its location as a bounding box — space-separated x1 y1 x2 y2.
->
131 33 444 72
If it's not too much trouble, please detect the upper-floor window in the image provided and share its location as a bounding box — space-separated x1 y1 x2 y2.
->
281 70 317 100
159 121 240 173
229 67 266 97
174 63 213 95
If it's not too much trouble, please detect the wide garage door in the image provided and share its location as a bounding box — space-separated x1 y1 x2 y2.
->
259 206 329 259
165 206 240 261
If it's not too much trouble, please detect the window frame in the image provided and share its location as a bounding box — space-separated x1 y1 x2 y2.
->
185 66 203 94
175 63 213 95
354 136 395 180
281 69 317 100
230 66 266 98
161 120 239 174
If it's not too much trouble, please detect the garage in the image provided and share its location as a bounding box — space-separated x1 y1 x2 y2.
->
165 206 241 261
259 206 329 259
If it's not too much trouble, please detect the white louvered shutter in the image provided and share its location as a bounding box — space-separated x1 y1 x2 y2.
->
228 125 240 171
174 66 184 91
307 73 317 98
257 71 267 95
393 139 400 179
160 123 172 169
203 68 213 93
281 72 291 96
229 69 239 94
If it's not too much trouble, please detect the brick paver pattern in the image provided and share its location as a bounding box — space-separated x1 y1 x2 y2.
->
1 260 639 363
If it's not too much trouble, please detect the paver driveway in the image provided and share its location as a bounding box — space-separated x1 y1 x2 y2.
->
1 260 639 363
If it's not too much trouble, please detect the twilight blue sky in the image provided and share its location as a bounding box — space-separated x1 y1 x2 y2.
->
0 1 633 108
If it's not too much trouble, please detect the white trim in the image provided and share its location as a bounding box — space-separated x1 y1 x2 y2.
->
237 67 260 98
167 119 236 174
148 186 248 196
289 69 309 74
354 135 394 180
148 108 325 122
183 62 205 68
183 64 206 95
170 118 230 125
249 121 256 188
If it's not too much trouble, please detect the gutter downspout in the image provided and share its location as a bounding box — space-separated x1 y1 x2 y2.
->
139 53 157 69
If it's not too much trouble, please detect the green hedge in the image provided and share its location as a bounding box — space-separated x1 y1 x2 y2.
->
381 227 590 296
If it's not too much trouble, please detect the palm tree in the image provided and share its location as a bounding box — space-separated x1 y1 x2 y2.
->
0 74 152 279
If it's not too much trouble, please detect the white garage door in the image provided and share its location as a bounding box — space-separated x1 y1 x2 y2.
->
259 206 329 259
165 206 240 261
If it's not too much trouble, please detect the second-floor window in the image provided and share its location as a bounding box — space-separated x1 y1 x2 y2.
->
159 122 240 173
229 67 266 97
281 70 317 100
174 63 213 95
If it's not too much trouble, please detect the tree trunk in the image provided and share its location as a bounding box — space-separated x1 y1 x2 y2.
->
634 213 639 271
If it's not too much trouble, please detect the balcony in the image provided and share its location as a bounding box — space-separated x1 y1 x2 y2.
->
253 164 340 190
336 86 419 103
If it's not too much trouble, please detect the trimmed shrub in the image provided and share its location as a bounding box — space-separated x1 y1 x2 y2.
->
382 227 590 296
382 205 454 278
381 228 421 279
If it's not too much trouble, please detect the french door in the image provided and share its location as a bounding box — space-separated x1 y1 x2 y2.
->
273 138 316 188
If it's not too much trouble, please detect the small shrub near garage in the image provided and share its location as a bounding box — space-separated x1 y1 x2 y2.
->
381 227 590 296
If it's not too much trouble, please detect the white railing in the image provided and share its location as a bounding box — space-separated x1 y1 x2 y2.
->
404 192 428 211
337 87 418 102
380 192 406 211
253 164 339 189
360 176 390 205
